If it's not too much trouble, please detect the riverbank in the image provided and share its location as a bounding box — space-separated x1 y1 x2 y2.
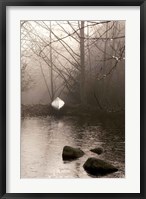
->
22 104 125 128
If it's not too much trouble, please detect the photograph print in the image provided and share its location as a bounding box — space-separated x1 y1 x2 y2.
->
21 20 125 178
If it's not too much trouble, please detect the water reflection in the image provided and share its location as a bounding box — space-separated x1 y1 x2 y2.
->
21 116 125 178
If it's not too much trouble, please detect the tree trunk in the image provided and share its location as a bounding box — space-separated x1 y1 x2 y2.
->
50 21 54 101
80 21 86 105
87 22 91 81
103 22 108 70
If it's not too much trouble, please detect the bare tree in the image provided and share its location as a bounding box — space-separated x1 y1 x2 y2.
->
21 20 125 111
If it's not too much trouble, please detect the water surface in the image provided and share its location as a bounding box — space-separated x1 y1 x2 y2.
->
21 116 125 178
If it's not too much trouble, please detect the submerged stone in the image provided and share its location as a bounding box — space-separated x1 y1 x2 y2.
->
83 157 118 176
62 146 84 161
90 147 103 155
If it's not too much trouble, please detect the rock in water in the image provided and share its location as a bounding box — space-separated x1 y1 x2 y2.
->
62 146 84 160
90 147 103 155
83 158 118 176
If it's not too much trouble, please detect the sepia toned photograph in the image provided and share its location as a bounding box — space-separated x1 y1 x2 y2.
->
21 20 125 179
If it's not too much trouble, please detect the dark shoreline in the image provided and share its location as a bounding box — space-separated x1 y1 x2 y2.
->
21 104 125 129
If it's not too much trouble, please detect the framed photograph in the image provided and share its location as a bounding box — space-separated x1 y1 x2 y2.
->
0 0 145 198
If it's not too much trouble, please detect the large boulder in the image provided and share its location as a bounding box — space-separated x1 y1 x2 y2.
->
62 146 84 160
83 158 118 176
90 147 103 155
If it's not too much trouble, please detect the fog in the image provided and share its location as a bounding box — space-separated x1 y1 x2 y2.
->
21 20 125 111
21 21 125 178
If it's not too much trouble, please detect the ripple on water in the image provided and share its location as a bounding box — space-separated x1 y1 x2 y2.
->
21 116 125 178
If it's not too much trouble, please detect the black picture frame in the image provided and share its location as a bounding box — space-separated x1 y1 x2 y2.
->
0 0 145 198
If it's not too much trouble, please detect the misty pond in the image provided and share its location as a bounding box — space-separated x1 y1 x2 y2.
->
21 20 125 178
21 116 125 178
